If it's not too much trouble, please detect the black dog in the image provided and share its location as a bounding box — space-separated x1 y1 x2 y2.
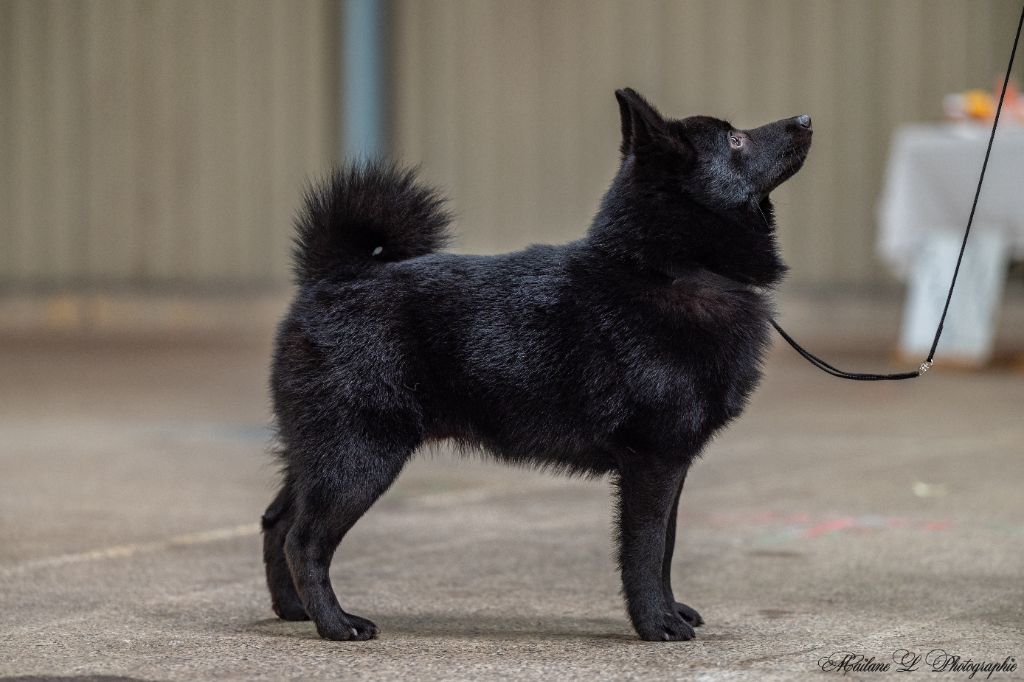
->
262 88 812 642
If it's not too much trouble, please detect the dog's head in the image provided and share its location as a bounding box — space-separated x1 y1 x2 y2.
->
615 88 812 211
599 88 811 286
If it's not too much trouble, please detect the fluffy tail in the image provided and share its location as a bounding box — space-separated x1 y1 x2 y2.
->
292 160 452 284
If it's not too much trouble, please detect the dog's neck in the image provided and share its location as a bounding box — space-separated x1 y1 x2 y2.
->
650 262 766 295
587 183 787 288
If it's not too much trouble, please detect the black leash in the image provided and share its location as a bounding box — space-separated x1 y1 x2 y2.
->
771 2 1024 381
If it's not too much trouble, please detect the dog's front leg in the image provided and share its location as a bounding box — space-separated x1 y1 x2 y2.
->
615 460 694 641
662 473 704 628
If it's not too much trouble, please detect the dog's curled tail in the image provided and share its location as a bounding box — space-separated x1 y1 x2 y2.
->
292 160 452 284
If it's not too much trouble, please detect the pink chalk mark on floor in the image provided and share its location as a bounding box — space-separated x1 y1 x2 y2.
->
802 517 858 538
701 510 959 544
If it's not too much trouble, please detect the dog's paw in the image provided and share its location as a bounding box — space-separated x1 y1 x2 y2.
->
345 612 379 637
673 601 704 627
634 610 696 642
272 599 310 622
316 613 379 641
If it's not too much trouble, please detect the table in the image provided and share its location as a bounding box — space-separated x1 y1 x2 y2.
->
877 123 1024 364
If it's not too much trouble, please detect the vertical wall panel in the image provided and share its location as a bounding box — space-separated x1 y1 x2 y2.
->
411 0 460 207
800 0 839 283
10 0 47 280
392 0 426 168
0 1 9 278
234 2 269 280
147 0 184 281
267 0 305 284
0 0 336 289
84 0 132 280
392 0 1021 289
450 0 500 253
569 0 620 235
536 0 583 239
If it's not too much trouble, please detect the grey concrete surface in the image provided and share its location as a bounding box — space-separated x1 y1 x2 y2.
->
1 329 1022 681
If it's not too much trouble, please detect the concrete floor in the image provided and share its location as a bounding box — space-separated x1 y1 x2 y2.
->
1 325 1022 681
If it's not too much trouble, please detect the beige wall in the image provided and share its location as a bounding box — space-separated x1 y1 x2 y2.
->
1 0 1019 290
0 0 337 289
392 0 1020 288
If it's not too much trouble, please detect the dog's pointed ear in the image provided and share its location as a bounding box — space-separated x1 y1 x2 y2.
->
615 88 667 156
615 89 635 156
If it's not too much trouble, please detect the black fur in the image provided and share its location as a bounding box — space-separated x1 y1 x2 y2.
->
263 88 812 642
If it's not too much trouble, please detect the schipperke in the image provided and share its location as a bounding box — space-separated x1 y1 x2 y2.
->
262 88 812 642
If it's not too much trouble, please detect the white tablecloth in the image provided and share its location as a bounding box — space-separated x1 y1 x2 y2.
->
877 123 1024 279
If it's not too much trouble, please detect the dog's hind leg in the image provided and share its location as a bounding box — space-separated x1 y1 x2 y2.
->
261 475 308 621
661 471 704 628
284 435 414 641
615 459 693 641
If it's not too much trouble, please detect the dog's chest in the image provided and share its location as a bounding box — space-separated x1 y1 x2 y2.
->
619 280 771 435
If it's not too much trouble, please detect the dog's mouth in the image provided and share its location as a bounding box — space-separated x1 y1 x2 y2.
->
780 143 810 175
762 142 810 195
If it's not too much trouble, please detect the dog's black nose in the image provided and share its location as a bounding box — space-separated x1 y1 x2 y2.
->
797 114 812 129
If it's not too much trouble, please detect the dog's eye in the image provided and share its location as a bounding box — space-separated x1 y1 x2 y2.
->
729 134 744 149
